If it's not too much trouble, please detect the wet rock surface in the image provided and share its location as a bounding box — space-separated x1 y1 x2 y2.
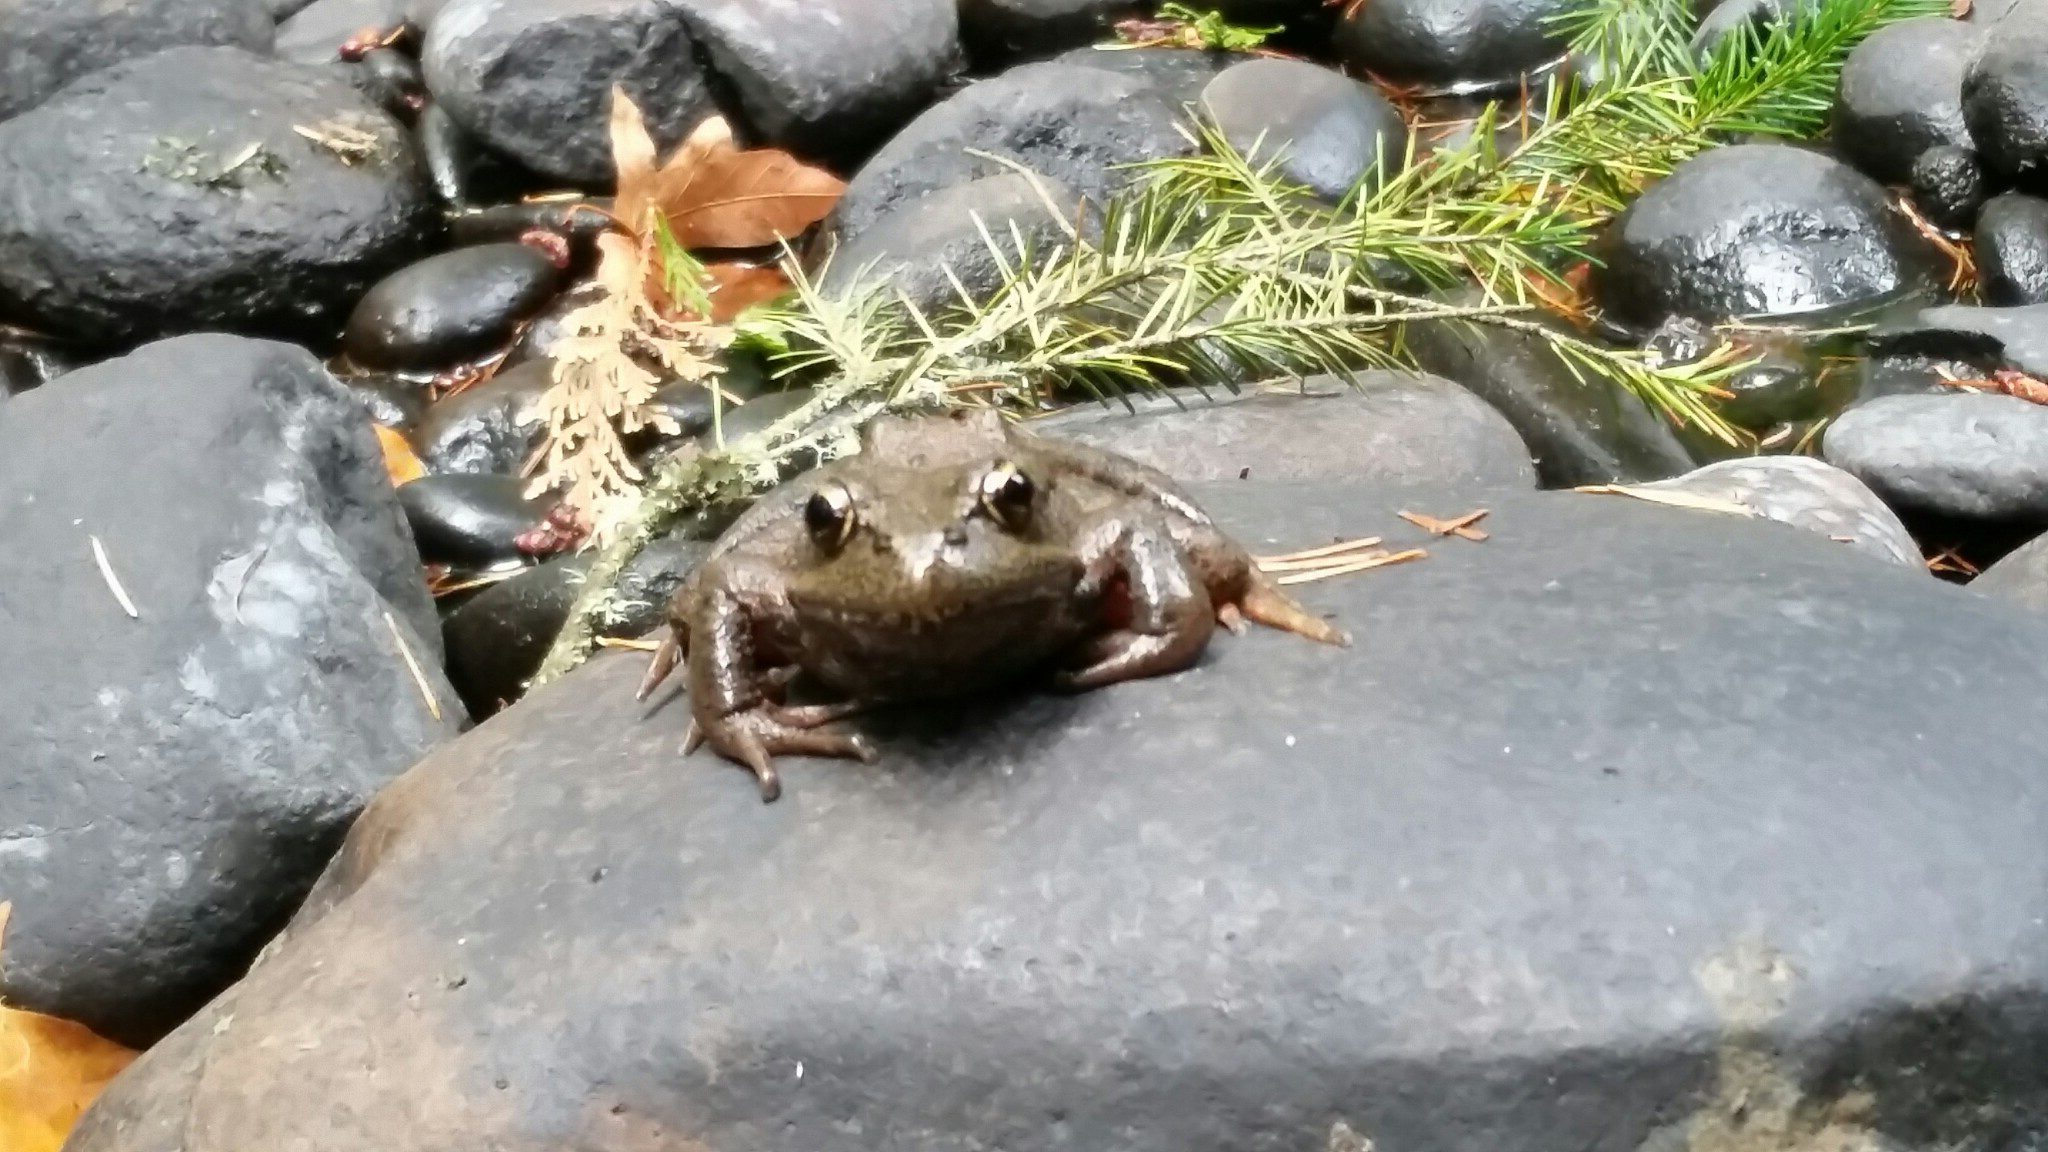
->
827 61 1192 244
343 243 563 373
814 173 1085 315
274 0 406 63
1048 43 1246 103
1971 526 2048 613
399 472 555 565
1824 392 2048 525
1978 193 2048 306
412 359 552 474
0 0 275 121
1867 302 2048 378
422 0 713 187
1908 143 1988 231
958 0 1136 63
0 47 433 346
1962 21 2048 182
1332 0 1573 89
1199 58 1407 202
65 480 2048 1152
1030 374 1537 489
665 0 960 166
1832 17 1980 186
0 335 459 1047
1597 144 1935 330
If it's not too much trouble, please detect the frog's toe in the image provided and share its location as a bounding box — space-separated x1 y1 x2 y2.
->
1056 627 1205 690
1216 602 1247 635
766 700 866 729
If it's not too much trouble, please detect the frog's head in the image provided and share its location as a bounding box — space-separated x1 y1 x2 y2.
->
783 439 1085 631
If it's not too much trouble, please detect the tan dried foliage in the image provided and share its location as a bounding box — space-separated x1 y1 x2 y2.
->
0 903 141 1152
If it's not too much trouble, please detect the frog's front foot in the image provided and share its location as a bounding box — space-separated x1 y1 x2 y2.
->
697 704 877 803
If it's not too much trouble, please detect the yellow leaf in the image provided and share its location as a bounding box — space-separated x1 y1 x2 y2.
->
0 902 141 1152
375 424 425 487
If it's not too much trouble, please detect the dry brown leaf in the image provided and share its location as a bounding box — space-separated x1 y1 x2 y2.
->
607 87 662 233
703 262 791 321
604 89 843 250
0 902 141 1152
376 424 425 487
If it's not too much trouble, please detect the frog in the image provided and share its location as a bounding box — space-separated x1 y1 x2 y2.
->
635 406 1348 802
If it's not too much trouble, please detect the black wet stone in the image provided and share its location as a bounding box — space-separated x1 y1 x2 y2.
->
0 334 459 1047
958 0 1136 63
1962 21 2048 182
1867 302 2048 379
827 61 1192 245
1978 192 2048 305
441 533 710 717
814 173 1085 316
0 0 275 121
1198 58 1407 203
62 479 2048 1152
1029 374 1537 489
1596 143 1935 330
1971 526 2048 612
1047 43 1248 105
342 372 429 429
413 358 553 474
398 472 554 565
1404 298 1695 486
342 243 563 374
421 0 714 187
1908 144 1988 232
1628 455 1923 568
1824 392 2048 525
1832 17 1980 186
1331 0 1573 89
0 336 80 398
447 199 617 267
664 0 959 167
0 47 433 347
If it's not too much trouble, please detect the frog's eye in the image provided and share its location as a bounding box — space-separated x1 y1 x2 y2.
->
977 461 1035 530
804 484 856 551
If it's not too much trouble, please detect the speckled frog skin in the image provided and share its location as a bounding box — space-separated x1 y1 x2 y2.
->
637 407 1348 801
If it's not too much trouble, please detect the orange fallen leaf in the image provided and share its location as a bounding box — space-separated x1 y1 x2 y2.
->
606 89 844 250
702 262 791 321
375 424 425 487
0 902 141 1152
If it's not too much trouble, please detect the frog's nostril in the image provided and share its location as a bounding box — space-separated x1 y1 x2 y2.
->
942 525 969 547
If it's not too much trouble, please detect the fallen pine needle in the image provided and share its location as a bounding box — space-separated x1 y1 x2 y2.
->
1274 547 1427 585
1572 484 1756 517
596 636 664 652
429 568 523 598
1256 536 1384 566
1398 509 1490 541
88 535 139 619
384 611 442 722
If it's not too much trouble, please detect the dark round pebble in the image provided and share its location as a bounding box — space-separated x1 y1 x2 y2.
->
1978 192 2048 305
341 372 428 430
343 243 564 374
397 472 556 566
1909 144 1988 232
413 359 554 474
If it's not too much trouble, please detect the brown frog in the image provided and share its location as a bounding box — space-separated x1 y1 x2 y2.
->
636 407 1348 801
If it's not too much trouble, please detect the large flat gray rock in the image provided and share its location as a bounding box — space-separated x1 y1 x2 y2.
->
66 481 2048 1152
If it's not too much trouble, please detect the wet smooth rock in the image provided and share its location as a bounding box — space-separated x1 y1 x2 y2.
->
65 479 2048 1152
1832 17 1980 186
0 47 433 346
0 0 274 120
1199 58 1407 202
1332 0 1573 89
275 0 404 62
0 335 458 1046
1599 144 1934 330
828 61 1192 245
1970 526 2048 612
343 243 563 374
664 0 959 166
398 472 555 565
1978 192 2048 305
442 534 709 716
343 372 429 429
1867 302 2048 379
1030 374 1537 488
815 173 1085 315
1405 304 1695 486
413 359 552 474
1824 391 2048 524
422 0 713 187
1049 43 1247 104
1962 21 2048 182
0 336 79 398
1632 455 1922 567
958 0 1135 62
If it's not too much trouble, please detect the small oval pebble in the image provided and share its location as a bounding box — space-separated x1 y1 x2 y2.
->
343 243 563 374
398 472 556 565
